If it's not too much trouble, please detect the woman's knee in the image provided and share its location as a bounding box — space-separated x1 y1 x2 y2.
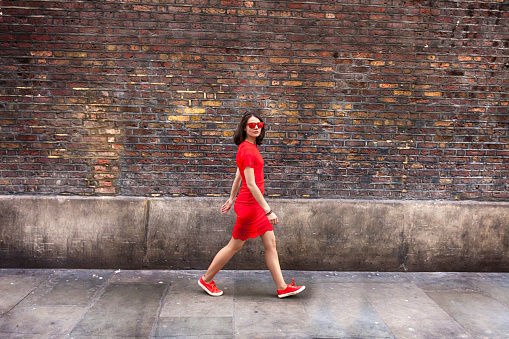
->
264 237 277 251
227 239 245 253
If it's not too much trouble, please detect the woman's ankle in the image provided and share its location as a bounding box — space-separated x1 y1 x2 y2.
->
277 283 287 291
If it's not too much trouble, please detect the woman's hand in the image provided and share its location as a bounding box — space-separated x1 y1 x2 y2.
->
267 211 278 225
221 198 234 214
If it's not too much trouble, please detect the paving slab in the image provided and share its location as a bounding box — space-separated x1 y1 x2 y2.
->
0 305 86 336
0 334 61 339
365 282 473 339
234 298 311 337
110 269 175 284
155 317 233 337
233 270 294 301
70 283 167 338
302 283 395 338
155 271 235 337
406 272 482 292
470 273 509 308
21 270 112 307
296 270 412 284
0 269 51 316
427 291 509 339
0 269 508 338
160 274 234 318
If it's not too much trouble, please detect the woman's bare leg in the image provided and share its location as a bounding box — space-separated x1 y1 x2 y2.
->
261 231 287 290
203 237 246 283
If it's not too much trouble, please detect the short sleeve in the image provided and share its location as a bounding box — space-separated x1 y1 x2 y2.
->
242 152 256 170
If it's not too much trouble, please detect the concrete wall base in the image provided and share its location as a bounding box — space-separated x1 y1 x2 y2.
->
1 196 508 271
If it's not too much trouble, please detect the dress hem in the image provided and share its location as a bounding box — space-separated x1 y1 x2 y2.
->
232 228 273 241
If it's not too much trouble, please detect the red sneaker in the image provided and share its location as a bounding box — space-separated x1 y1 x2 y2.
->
277 278 305 298
198 276 223 296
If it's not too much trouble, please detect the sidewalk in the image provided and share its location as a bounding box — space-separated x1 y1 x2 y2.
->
0 269 508 338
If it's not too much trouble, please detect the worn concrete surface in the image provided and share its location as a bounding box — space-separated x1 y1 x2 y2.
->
1 269 509 338
1 196 509 271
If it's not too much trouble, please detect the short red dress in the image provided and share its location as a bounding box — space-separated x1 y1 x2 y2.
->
232 141 273 241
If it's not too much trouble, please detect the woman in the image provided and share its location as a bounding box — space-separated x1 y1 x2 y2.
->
198 112 305 298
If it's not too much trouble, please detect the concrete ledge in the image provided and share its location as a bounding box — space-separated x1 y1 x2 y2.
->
1 196 508 271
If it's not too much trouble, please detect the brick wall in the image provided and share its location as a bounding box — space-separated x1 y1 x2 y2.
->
1 0 508 200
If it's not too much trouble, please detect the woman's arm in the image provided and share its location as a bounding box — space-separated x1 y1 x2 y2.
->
221 168 241 214
229 167 242 200
244 166 278 225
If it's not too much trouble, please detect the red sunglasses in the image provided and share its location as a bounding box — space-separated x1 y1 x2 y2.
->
247 122 264 129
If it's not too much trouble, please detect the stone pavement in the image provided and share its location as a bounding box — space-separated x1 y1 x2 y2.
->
0 269 508 338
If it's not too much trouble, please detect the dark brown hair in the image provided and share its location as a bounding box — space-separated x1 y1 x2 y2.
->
233 112 265 146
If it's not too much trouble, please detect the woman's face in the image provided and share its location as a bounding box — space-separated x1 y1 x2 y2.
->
244 116 263 140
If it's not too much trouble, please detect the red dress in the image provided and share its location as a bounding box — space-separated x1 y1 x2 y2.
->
232 141 273 241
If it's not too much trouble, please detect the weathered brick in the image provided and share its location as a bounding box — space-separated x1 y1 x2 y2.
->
315 82 335 87
184 107 206 114
269 57 290 64
424 92 443 97
394 90 412 96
